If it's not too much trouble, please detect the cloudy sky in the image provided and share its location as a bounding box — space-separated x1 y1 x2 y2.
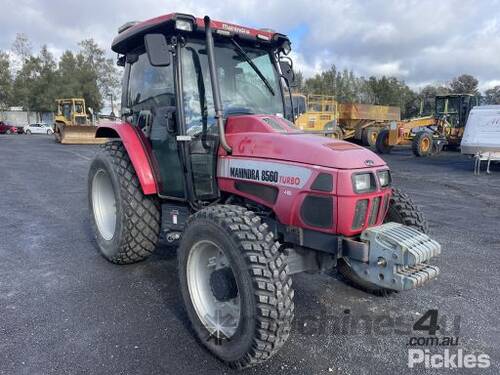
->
1 0 499 91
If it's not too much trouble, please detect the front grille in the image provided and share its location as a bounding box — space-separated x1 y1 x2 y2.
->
368 197 381 225
352 199 368 229
380 194 389 219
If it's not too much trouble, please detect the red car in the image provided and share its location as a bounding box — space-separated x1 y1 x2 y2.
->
0 121 19 134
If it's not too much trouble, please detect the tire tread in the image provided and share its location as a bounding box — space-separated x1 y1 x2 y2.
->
97 141 160 264
184 205 294 369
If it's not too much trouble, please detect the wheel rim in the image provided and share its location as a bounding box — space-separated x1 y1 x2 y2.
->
421 137 430 152
187 240 241 339
370 131 378 144
92 169 117 241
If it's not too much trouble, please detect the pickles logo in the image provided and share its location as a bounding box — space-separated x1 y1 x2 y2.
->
407 310 490 369
219 158 313 189
408 349 490 369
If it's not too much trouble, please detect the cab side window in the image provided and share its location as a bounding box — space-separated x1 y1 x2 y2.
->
127 52 175 136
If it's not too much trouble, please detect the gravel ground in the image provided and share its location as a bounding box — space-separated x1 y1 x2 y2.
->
0 134 499 374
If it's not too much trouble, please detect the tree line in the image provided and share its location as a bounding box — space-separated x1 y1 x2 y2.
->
0 33 119 113
294 66 500 118
1 34 499 118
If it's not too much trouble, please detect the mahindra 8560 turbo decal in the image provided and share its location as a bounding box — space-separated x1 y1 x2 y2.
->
218 157 314 189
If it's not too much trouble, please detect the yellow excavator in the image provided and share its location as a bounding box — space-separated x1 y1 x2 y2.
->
54 98 106 144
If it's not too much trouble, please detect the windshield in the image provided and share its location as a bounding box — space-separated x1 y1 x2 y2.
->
181 40 284 135
436 97 460 115
59 103 72 120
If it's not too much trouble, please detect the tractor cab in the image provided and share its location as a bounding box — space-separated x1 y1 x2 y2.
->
434 94 479 145
435 94 478 128
112 14 294 201
292 94 338 131
55 98 87 125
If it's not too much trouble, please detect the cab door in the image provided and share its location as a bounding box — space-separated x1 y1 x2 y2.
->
125 51 185 199
180 42 220 201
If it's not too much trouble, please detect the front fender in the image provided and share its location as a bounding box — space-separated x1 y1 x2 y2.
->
96 123 158 195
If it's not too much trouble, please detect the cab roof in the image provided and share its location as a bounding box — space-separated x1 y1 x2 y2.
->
111 13 289 54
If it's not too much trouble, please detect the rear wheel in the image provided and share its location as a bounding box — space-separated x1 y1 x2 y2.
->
47 129 53 135
375 129 393 154
412 131 433 157
25 130 31 135
361 127 379 147
6 129 11 135
338 188 428 295
88 141 160 264
178 205 294 368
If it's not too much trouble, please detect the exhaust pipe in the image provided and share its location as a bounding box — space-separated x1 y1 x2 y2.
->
204 16 232 154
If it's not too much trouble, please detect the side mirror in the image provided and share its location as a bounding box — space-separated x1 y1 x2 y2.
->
279 60 297 87
144 34 171 67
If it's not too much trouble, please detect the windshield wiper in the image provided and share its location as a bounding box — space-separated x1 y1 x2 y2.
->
230 38 275 96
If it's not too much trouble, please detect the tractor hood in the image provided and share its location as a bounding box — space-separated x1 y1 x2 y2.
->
224 115 386 169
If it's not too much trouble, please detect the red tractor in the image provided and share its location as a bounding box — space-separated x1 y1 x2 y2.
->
88 13 441 368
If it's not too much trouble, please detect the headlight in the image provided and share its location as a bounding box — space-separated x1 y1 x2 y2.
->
175 19 193 31
377 170 391 188
352 173 375 193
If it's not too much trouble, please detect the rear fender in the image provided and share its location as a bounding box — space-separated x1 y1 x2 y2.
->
96 123 158 195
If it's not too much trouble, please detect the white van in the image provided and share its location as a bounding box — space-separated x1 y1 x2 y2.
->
461 105 500 173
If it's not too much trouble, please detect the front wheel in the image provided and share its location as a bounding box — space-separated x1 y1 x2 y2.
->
178 205 294 369
384 188 428 234
412 131 433 157
25 130 32 135
88 141 160 264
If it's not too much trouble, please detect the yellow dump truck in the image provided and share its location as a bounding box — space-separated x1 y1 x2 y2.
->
292 94 401 146
54 98 106 144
